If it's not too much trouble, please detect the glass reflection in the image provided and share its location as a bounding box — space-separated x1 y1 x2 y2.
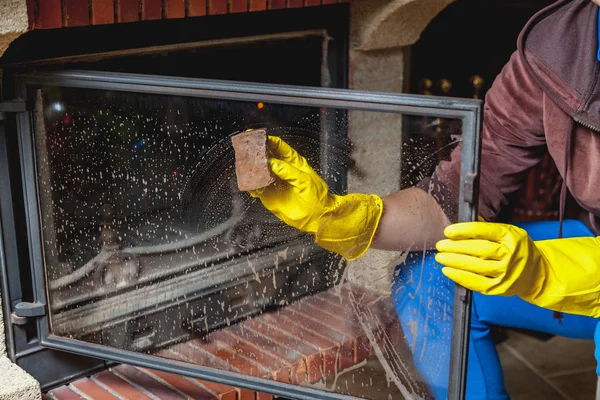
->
33 86 461 400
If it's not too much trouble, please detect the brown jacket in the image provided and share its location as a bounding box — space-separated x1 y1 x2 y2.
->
426 0 600 235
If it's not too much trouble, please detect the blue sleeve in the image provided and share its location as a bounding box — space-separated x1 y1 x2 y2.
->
597 7 600 61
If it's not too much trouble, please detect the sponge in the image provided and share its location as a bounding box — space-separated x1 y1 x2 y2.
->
231 129 275 191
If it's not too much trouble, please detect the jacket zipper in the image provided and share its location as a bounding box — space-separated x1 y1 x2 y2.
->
572 115 600 133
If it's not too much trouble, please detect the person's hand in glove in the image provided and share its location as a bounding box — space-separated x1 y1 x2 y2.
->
435 221 600 317
250 136 383 261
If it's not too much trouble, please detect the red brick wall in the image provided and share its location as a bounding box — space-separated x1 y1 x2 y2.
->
44 283 405 400
27 0 350 30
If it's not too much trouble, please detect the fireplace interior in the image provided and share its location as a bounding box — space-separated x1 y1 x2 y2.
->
1 6 351 390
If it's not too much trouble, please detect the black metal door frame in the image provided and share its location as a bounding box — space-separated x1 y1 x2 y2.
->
8 70 481 400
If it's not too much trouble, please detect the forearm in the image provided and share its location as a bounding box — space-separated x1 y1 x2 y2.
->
371 187 451 252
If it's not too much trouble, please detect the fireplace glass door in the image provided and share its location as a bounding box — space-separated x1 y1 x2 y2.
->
15 71 481 400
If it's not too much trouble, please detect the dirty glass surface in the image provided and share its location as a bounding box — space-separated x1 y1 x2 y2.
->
32 85 463 400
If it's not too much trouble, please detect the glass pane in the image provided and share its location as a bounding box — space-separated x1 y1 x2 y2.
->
32 85 462 400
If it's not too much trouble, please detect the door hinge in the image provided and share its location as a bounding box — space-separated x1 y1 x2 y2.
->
10 301 46 325
463 172 479 204
0 100 27 114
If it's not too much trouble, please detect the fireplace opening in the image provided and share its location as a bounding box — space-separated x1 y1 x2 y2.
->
0 5 351 390
0 4 482 399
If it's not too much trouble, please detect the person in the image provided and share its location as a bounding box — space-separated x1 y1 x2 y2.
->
250 0 600 398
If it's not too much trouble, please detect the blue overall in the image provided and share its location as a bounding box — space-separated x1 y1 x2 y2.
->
391 220 600 399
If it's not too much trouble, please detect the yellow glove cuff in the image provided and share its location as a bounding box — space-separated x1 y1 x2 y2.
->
525 236 600 318
314 193 384 261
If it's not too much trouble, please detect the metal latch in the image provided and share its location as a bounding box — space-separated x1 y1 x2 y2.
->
463 172 479 204
10 301 46 325
0 100 26 113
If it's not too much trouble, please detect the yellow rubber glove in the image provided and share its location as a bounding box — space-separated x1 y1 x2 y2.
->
435 221 600 317
250 136 383 261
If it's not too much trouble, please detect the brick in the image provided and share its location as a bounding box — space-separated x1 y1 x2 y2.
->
249 0 266 11
303 295 362 325
382 318 404 348
208 0 227 14
276 310 354 370
317 296 381 328
47 386 84 400
111 365 187 399
320 290 393 322
301 301 374 359
164 340 266 378
242 319 324 382
191 338 270 378
165 0 185 18
297 297 362 330
142 0 162 20
322 0 336 4
269 0 286 8
347 295 404 351
342 292 397 324
238 389 257 400
188 0 207 16
159 344 235 372
290 300 371 363
362 316 403 359
117 0 140 22
327 286 400 332
139 369 217 400
230 325 304 363
70 378 119 399
91 0 115 24
64 0 90 26
305 0 321 5
47 365 244 400
209 329 291 382
259 313 339 377
228 325 307 383
288 0 303 7
91 370 153 400
371 304 404 346
192 379 238 400
37 0 63 29
231 129 275 192
257 393 274 400
229 0 248 13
